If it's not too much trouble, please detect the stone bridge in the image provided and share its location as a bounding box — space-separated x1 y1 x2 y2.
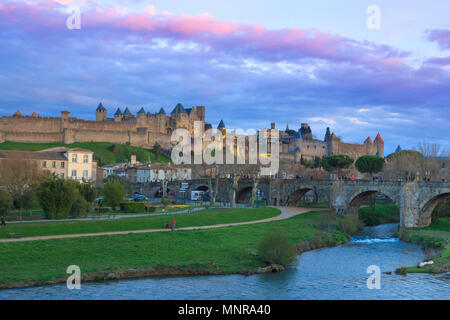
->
133 179 450 229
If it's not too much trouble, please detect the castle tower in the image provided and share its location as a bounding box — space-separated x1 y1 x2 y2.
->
137 107 146 118
123 107 133 119
114 108 123 122
196 106 205 121
96 103 107 122
218 119 226 136
324 127 331 142
60 111 70 131
374 133 384 157
300 123 312 140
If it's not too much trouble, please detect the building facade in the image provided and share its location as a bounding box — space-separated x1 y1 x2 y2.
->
0 147 96 181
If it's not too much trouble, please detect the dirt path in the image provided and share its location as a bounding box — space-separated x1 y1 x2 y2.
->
0 207 318 243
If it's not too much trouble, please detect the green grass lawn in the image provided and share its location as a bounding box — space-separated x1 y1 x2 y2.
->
0 210 352 288
0 141 171 165
0 207 280 239
402 217 450 273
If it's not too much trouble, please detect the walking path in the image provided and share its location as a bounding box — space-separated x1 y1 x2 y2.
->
0 207 316 243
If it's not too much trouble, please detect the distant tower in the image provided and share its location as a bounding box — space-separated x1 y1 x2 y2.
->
218 119 226 136
114 108 123 122
96 103 107 122
324 127 331 142
374 133 384 157
395 145 402 153
137 107 146 117
300 123 312 140
286 123 290 131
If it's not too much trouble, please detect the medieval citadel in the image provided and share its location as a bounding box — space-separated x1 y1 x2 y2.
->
0 103 384 163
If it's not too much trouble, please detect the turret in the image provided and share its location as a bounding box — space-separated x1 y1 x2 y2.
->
218 119 226 135
300 123 312 140
114 108 122 122
374 133 384 157
96 103 107 122
324 127 331 142
137 107 146 117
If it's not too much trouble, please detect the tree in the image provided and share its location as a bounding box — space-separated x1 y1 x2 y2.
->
321 155 354 176
0 189 12 215
13 187 37 219
384 150 425 180
36 175 79 219
355 155 385 175
0 159 46 197
105 174 132 196
103 181 125 211
0 159 47 219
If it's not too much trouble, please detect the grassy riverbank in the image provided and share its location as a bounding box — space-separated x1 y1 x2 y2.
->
359 205 400 226
0 207 278 239
0 209 360 289
400 217 450 274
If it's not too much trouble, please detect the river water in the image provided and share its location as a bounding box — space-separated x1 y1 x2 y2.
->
0 223 449 300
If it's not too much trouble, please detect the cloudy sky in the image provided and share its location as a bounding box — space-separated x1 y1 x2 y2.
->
0 0 449 154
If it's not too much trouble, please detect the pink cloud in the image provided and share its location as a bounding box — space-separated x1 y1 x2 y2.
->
0 0 410 72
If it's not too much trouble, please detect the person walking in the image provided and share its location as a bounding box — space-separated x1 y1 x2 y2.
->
172 219 176 229
1 216 6 228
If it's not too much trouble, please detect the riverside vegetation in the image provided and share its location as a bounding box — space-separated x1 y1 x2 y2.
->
0 209 362 289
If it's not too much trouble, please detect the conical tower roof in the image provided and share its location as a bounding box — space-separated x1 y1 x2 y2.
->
114 108 122 116
137 107 146 114
364 136 373 144
374 133 384 143
123 107 132 115
171 103 187 114
157 107 166 115
96 103 106 112
217 119 226 129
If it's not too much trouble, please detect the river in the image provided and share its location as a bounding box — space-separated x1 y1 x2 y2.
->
0 223 448 300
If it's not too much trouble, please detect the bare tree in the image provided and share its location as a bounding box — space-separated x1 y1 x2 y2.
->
0 159 47 219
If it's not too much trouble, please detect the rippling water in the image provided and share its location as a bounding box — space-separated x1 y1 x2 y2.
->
1 223 449 300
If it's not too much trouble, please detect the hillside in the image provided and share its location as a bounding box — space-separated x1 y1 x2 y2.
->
0 141 171 166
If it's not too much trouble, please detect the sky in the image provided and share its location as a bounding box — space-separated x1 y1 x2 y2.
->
0 0 449 154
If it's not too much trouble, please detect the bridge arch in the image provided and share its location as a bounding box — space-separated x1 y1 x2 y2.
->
193 185 209 192
237 186 253 203
345 188 400 216
286 188 313 206
419 192 450 227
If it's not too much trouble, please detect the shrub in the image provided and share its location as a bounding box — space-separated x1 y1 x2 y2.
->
161 197 171 207
146 206 156 213
258 227 297 266
70 196 90 218
120 202 145 213
37 175 78 219
103 182 125 211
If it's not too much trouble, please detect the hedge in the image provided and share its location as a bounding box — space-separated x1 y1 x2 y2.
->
119 202 145 213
